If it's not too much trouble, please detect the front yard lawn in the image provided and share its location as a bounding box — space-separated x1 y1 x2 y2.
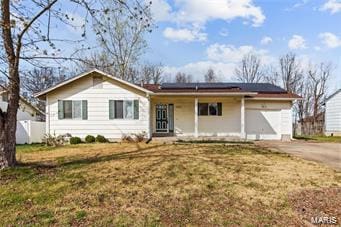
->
294 135 341 143
1 143 340 226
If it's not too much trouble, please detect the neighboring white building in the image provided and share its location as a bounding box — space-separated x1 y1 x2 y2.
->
325 89 341 136
0 87 43 121
1 86 45 144
35 69 302 141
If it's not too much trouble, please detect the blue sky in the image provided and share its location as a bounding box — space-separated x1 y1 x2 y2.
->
140 0 341 91
20 0 341 93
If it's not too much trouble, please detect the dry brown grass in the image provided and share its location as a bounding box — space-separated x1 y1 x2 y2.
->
1 142 340 226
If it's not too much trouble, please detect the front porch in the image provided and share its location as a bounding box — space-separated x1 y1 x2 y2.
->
148 96 246 139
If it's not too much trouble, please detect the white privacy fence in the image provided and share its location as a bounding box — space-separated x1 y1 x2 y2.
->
16 120 45 144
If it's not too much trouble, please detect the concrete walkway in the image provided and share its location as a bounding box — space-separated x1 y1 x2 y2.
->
257 140 341 171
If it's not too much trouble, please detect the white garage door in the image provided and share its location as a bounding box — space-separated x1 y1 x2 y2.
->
246 109 281 140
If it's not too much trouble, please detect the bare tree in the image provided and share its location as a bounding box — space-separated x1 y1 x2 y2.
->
93 0 152 81
279 53 303 93
296 76 312 135
21 68 68 111
76 52 115 75
140 63 163 84
263 65 280 85
175 72 192 83
0 0 151 168
235 53 264 83
126 67 140 83
307 62 332 134
204 68 218 83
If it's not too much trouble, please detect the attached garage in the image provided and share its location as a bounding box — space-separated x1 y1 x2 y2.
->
246 109 282 140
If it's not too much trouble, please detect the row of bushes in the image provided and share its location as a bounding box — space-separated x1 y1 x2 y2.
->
43 131 147 146
70 135 108 144
43 133 108 146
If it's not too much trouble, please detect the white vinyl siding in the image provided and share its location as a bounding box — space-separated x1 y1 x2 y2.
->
47 73 149 139
325 91 341 134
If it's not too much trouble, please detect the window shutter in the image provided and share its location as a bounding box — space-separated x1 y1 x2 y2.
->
58 100 64 119
218 103 222 116
134 100 139 119
109 100 115 119
82 100 88 120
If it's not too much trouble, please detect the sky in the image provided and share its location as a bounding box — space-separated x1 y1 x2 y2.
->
18 0 341 94
139 0 341 92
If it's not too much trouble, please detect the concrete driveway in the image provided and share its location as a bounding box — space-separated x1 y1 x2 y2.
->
257 141 341 171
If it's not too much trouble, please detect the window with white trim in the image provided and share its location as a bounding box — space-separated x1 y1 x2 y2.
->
58 100 88 120
198 102 222 116
109 100 139 120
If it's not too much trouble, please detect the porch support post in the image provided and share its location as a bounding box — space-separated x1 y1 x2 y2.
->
147 95 152 139
194 97 198 138
240 97 245 140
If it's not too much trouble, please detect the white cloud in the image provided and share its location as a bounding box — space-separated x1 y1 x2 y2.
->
162 43 274 81
157 0 265 42
163 61 236 81
206 43 272 63
172 0 265 27
319 32 341 48
288 35 307 50
148 0 172 21
163 27 207 42
260 36 272 45
320 0 341 14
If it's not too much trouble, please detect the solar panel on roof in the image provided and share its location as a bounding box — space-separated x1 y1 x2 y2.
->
160 82 286 93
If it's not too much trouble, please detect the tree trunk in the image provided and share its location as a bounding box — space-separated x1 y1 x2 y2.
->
0 0 21 169
0 117 17 168
300 121 305 136
0 69 20 169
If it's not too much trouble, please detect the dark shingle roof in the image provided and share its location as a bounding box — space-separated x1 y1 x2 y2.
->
159 83 287 93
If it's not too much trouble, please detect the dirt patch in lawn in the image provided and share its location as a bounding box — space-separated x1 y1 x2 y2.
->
289 187 341 226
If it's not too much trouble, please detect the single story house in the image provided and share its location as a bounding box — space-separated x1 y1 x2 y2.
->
325 89 341 136
35 69 301 141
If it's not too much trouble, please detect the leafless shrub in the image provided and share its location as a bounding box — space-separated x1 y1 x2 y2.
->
42 133 69 147
121 134 135 143
122 131 147 143
133 131 147 142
